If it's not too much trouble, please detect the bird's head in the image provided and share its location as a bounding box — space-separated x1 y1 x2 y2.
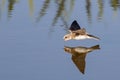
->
63 34 72 41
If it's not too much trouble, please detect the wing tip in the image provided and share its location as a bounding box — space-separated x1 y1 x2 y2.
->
70 20 81 31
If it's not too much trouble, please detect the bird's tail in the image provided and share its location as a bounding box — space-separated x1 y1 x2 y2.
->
87 34 100 40
90 45 100 50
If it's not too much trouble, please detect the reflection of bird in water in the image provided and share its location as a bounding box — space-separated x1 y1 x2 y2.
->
63 20 100 41
64 45 100 74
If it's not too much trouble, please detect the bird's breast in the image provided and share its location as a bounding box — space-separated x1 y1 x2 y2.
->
74 35 88 40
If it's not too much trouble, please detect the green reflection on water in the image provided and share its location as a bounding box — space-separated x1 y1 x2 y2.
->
111 0 120 11
8 0 16 18
86 0 91 23
52 0 65 26
36 0 74 27
0 0 120 23
0 0 5 19
36 0 50 22
98 0 104 20
28 0 34 18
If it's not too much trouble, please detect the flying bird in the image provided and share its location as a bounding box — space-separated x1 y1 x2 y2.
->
63 20 100 41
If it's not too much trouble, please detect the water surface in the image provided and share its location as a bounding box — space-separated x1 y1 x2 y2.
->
0 0 120 80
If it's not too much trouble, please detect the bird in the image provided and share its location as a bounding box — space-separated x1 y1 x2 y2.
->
64 45 100 74
63 20 100 41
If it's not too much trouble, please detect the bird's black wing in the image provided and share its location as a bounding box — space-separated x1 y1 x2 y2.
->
69 20 81 31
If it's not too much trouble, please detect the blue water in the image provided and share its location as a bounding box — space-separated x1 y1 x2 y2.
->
0 0 120 80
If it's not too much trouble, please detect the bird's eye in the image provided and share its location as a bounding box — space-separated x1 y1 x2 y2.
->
65 36 67 38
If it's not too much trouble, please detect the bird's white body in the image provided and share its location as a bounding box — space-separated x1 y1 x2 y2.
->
74 35 90 40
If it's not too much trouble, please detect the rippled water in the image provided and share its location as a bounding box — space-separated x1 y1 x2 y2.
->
0 0 120 80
